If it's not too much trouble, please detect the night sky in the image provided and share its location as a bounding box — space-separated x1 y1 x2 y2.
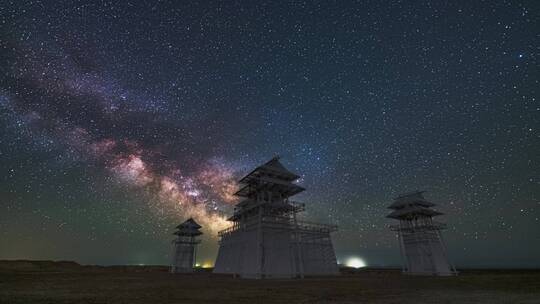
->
1 1 539 268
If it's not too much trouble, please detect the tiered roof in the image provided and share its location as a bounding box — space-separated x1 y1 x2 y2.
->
387 191 443 220
234 156 305 198
174 218 203 236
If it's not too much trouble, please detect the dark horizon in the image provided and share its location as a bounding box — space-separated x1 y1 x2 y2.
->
1 1 538 269
3 259 540 270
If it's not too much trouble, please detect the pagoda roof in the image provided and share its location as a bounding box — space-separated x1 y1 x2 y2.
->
174 229 203 236
173 218 203 236
234 179 305 197
388 191 436 209
176 217 202 229
386 205 443 219
238 156 300 184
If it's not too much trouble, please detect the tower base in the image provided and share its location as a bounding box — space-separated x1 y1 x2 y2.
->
214 224 338 279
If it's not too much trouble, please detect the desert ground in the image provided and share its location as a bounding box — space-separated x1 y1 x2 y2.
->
0 261 539 304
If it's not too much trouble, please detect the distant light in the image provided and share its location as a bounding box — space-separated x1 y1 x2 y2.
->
194 263 201 267
519 54 524 58
345 257 367 268
202 262 213 268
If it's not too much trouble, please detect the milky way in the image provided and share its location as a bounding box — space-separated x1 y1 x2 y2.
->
1 1 538 267
1 36 241 234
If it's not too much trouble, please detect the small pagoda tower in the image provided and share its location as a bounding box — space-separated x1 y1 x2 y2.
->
170 218 203 273
213 156 339 279
387 191 457 276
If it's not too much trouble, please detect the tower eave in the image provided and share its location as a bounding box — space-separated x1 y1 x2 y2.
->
174 230 203 236
176 218 203 229
234 183 305 198
237 157 301 184
387 209 444 219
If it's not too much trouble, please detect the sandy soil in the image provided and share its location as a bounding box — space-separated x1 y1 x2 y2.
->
0 261 538 304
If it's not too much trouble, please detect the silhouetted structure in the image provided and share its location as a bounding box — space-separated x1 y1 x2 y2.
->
214 156 338 278
387 191 457 276
170 218 202 273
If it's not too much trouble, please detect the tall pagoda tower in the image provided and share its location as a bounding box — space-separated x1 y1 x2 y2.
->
387 191 456 276
214 156 339 279
170 218 203 273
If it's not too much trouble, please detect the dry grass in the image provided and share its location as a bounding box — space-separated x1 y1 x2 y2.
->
0 261 539 304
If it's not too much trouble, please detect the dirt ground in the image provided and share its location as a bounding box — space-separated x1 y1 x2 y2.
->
0 262 539 304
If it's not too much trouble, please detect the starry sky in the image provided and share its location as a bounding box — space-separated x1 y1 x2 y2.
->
1 1 538 268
